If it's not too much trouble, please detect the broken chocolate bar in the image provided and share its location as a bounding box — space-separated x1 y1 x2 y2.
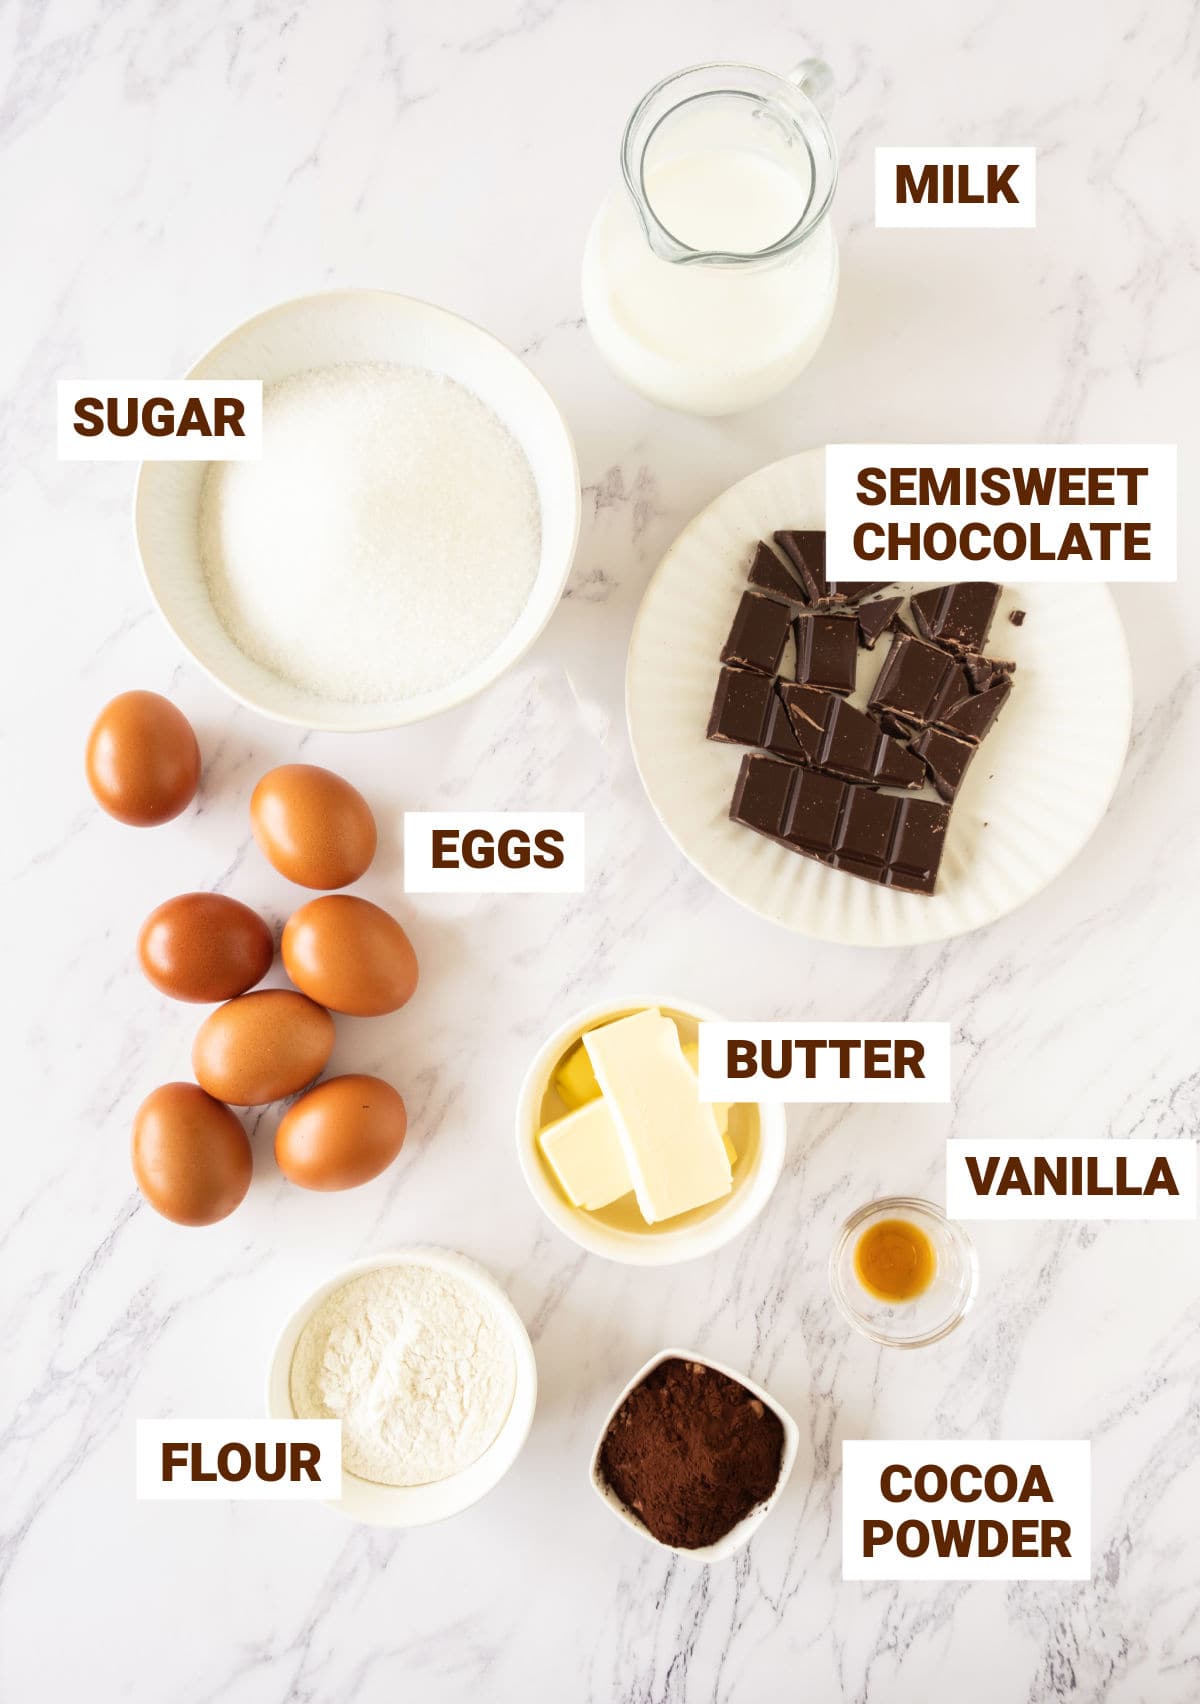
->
720 590 792 674
730 751 797 838
856 595 903 650
910 582 1001 652
913 726 976 801
779 683 924 789
730 752 951 895
936 677 1012 744
773 530 827 601
793 611 858 694
707 665 775 746
747 540 806 603
830 580 892 602
1009 608 1026 626
868 631 970 727
962 653 1017 693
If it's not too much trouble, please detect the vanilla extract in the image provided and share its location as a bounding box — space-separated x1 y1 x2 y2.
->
964 1152 1180 1197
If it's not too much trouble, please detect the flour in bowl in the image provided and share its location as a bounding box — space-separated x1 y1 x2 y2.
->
289 1263 517 1487
199 362 541 703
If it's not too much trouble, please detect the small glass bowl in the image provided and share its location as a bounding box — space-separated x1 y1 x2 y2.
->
829 1197 978 1349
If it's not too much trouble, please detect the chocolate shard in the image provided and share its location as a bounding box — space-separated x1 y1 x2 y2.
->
773 530 827 602
910 582 1001 652
763 694 807 763
747 540 806 603
730 752 798 838
779 683 925 789
720 590 792 675
792 611 858 694
868 630 970 727
1009 608 1027 626
706 665 775 746
815 592 851 610
829 580 893 603
962 652 1017 693
913 726 976 801
856 595 904 650
935 677 1012 744
732 755 951 894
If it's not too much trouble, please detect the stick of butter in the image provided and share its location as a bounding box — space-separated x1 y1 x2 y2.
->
539 1058 736 1212
582 1009 732 1224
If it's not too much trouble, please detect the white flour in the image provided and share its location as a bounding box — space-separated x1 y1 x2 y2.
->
290 1264 517 1487
199 362 541 703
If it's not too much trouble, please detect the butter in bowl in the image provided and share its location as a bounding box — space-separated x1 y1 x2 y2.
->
515 997 787 1265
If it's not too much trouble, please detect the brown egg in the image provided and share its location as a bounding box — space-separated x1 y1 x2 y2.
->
86 690 201 826
250 764 377 889
137 893 274 1003
132 1082 252 1226
192 989 335 1105
281 895 418 1017
275 1074 407 1191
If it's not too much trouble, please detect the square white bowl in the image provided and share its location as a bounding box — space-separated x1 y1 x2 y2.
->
589 1347 799 1561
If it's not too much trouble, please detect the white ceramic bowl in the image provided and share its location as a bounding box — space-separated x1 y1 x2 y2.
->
589 1347 799 1561
135 289 581 730
265 1246 537 1527
515 996 787 1266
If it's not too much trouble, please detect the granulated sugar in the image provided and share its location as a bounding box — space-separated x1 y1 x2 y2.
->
199 362 541 702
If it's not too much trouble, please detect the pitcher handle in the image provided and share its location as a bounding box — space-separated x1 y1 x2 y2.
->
788 58 834 117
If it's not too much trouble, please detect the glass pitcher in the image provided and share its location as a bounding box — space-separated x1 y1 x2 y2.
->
582 61 838 416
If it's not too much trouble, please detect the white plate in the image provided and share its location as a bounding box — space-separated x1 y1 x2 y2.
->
626 450 1132 947
135 290 581 731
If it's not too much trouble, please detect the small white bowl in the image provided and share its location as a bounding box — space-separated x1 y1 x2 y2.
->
515 995 787 1266
135 289 581 730
265 1246 537 1527
589 1348 799 1561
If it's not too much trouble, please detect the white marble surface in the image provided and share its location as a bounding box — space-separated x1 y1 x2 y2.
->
3 1 1198 1700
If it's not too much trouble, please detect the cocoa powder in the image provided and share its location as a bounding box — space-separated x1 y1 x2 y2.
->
598 1357 785 1550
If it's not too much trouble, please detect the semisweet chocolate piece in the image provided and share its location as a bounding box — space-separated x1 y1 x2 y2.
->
962 652 1017 693
935 677 1012 744
773 530 827 601
913 726 976 801
856 595 904 650
1009 608 1026 626
707 665 775 746
763 694 806 763
779 683 925 789
747 540 806 603
731 754 951 894
910 582 1001 652
829 580 893 603
792 611 858 694
720 591 792 674
868 630 970 727
730 751 797 838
